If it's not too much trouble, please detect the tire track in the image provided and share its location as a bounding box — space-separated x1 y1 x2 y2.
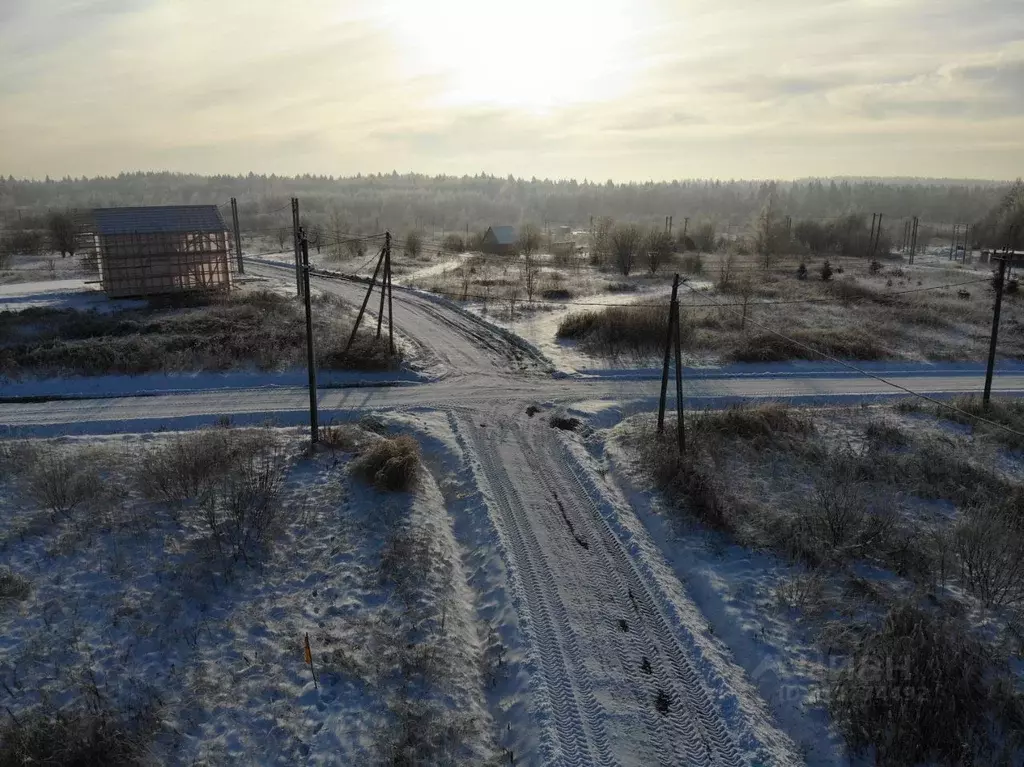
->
451 414 616 767
537 429 746 766
515 429 709 767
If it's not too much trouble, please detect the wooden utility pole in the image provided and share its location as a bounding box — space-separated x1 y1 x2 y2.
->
913 215 921 264
344 244 387 355
291 198 302 297
682 217 689 240
300 232 318 444
375 232 395 355
657 275 680 433
872 213 884 258
673 298 685 455
230 197 244 275
984 255 1007 407
949 224 959 260
658 274 686 452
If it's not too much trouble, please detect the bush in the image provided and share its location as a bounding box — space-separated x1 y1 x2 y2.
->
829 603 1008 766
796 262 808 280
0 567 30 607
680 253 704 275
605 281 638 293
24 450 101 518
136 429 279 505
353 435 420 491
0 707 154 767
197 448 287 565
954 502 1024 607
541 288 573 300
820 260 833 281
441 233 465 253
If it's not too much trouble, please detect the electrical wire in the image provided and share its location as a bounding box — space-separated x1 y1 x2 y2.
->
678 279 1024 438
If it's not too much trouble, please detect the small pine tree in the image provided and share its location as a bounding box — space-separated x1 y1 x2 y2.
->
797 262 808 280
820 260 833 281
869 260 882 275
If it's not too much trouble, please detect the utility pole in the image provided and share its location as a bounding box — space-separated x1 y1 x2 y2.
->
872 213 884 258
673 296 685 456
869 213 878 257
375 232 394 356
291 198 302 297
913 214 921 264
344 244 388 355
658 275 680 433
682 217 689 241
984 255 1007 408
300 231 318 444
949 224 959 260
230 197 244 275
668 215 673 236
962 224 971 262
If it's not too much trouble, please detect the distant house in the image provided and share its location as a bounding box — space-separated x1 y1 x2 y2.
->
87 205 233 298
482 226 517 255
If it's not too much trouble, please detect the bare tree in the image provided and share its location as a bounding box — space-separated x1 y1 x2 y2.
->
517 223 543 302
644 230 674 274
611 224 642 276
693 221 717 255
47 212 78 258
404 231 423 259
591 216 614 267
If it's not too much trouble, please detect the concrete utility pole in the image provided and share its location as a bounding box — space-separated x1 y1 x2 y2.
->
658 274 685 455
230 197 244 275
949 224 959 260
984 255 1007 407
872 213 884 258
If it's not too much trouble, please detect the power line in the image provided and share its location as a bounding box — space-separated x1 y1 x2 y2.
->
678 279 1024 439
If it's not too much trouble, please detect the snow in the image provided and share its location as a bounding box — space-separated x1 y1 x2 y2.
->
0 369 430 400
0 279 145 312
0 424 498 764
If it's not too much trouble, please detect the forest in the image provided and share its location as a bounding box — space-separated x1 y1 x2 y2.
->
0 173 1017 243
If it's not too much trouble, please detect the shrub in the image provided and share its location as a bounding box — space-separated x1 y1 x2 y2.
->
320 424 362 451
24 450 101 517
820 260 833 281
541 288 573 300
864 418 909 447
826 278 883 303
1006 278 1020 295
605 281 638 293
680 253 704 275
197 448 287 565
136 429 279 505
869 259 882 274
0 567 30 607
441 233 465 253
954 502 1024 607
828 603 1005 766
0 707 155 767
353 435 420 492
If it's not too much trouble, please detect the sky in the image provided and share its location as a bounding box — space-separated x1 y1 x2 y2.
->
1 0 1022 181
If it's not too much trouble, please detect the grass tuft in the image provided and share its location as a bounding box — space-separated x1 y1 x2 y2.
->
352 435 421 492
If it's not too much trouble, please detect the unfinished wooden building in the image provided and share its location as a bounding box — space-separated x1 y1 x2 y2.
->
88 205 232 298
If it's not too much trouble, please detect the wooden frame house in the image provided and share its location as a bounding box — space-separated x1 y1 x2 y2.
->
88 205 232 298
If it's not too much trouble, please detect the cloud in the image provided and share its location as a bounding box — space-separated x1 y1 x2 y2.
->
0 0 1022 180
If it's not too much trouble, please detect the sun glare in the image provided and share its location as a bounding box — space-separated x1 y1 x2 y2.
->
375 0 649 112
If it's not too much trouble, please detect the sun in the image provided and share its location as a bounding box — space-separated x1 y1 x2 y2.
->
376 0 648 113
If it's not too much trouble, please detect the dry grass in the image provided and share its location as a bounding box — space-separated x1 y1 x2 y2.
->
0 289 396 379
557 306 688 360
725 328 886 363
0 705 158 767
828 603 1021 766
352 435 421 492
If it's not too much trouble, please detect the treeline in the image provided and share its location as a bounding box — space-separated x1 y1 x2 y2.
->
0 172 1014 237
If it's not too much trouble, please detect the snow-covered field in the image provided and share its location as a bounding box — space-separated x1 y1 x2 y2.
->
0 420 507 764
